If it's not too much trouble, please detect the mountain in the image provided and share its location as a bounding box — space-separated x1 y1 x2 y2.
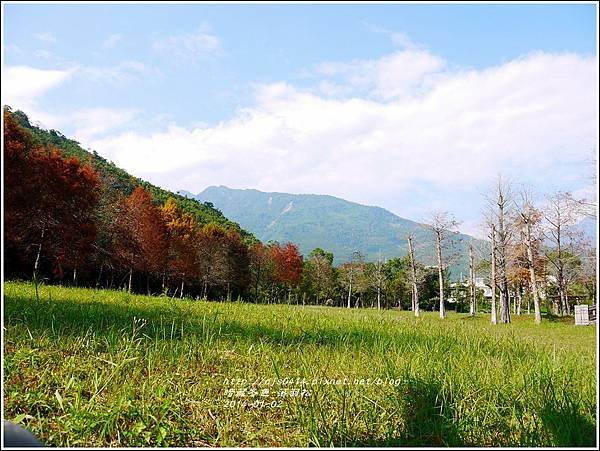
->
7 107 255 242
182 185 489 277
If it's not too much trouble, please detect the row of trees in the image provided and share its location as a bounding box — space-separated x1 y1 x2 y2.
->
4 110 302 301
5 110 101 299
410 176 596 325
251 245 448 310
482 178 596 324
4 105 445 306
4 108 444 306
4 109 596 318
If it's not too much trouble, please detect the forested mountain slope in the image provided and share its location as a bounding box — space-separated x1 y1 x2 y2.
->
185 185 489 276
7 107 254 242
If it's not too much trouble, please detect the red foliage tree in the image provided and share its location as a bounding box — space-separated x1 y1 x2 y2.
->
3 108 300 302
271 242 303 302
197 223 227 299
249 242 274 301
4 110 100 286
160 198 198 297
4 110 40 257
223 229 250 300
271 242 303 285
113 187 167 292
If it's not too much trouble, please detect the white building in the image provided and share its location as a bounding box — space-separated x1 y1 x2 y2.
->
448 276 492 301
475 277 492 298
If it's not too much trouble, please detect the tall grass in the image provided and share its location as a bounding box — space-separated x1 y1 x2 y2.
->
3 281 596 447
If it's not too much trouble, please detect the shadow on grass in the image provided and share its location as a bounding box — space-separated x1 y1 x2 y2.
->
542 312 574 324
5 288 595 447
317 376 465 447
4 291 463 352
394 376 462 447
538 388 596 447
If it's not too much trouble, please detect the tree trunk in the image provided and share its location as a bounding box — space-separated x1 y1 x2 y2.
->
499 281 510 323
490 224 498 325
33 224 46 302
96 265 103 289
558 269 568 316
524 220 542 325
436 232 446 319
469 245 476 316
377 285 381 310
408 236 420 317
180 276 185 299
558 286 565 316
511 290 515 315
73 267 78 287
128 267 133 293
347 282 352 309
498 193 510 324
254 265 261 301
516 285 522 315
556 220 571 315
556 228 566 315
556 288 563 315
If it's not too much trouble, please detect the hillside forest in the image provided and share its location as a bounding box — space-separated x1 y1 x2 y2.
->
3 107 597 324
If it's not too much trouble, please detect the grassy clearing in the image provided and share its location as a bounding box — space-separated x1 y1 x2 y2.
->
3 281 597 447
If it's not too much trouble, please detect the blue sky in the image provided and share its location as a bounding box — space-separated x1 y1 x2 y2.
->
2 3 598 237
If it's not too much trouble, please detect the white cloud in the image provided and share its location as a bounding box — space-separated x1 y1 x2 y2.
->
2 61 155 111
152 28 220 60
34 49 53 59
34 32 57 43
79 60 159 84
68 108 141 142
5 44 22 54
367 25 423 50
82 51 596 225
6 50 596 227
3 65 74 111
313 50 446 101
2 65 141 140
389 31 420 49
102 33 123 49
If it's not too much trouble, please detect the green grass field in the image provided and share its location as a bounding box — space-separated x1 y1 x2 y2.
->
3 281 597 447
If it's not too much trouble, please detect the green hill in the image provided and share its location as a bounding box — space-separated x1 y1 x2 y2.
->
183 185 489 276
6 107 255 242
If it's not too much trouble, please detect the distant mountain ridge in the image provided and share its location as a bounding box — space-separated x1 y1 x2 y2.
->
181 185 489 277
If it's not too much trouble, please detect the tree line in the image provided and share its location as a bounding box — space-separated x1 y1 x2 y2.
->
3 109 439 306
479 178 596 324
3 109 596 320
